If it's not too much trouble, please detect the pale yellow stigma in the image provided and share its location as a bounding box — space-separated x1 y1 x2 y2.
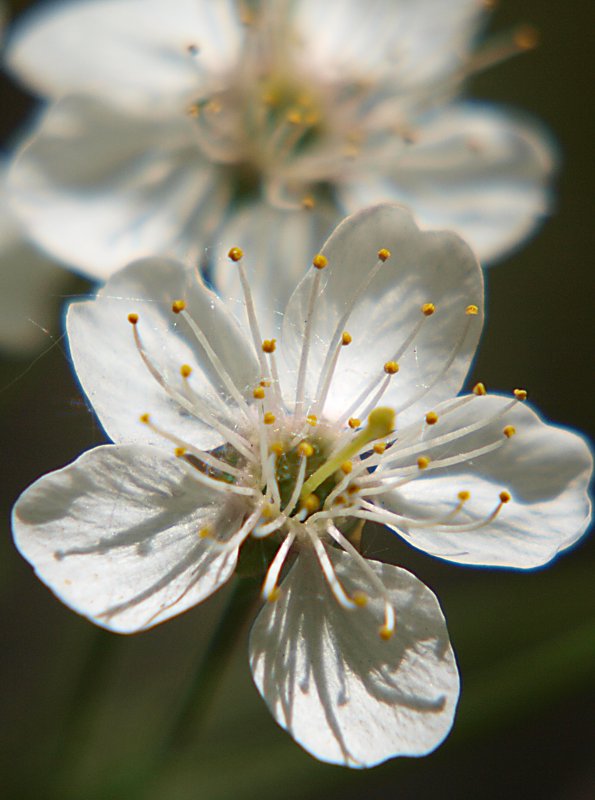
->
312 253 328 270
425 411 439 425
228 246 244 262
513 388 528 401
341 331 352 346
421 303 435 317
466 304 479 316
253 386 265 400
262 339 277 353
263 412 276 425
377 248 391 262
297 441 314 458
503 425 516 439
473 382 487 396
417 455 430 470
127 312 139 325
172 299 186 314
384 361 399 375
180 364 192 378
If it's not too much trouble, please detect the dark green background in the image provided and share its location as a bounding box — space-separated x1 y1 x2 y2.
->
1 1 593 798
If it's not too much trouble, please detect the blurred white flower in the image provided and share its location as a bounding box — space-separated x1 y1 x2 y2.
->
5 0 555 282
12 206 592 765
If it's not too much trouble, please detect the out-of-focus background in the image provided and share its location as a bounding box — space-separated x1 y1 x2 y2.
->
1 1 593 798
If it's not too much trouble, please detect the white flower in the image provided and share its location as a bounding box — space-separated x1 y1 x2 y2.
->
12 205 591 766
5 0 554 280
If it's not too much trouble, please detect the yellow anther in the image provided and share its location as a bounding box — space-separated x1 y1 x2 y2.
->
373 442 387 455
377 248 391 262
306 414 318 427
384 361 399 375
262 339 277 353
341 331 352 346
302 195 316 210
473 382 487 396
127 312 139 325
180 364 192 378
348 417 361 429
425 411 439 425
270 442 284 457
334 495 346 505
503 425 516 438
139 413 150 424
198 527 211 539
312 253 328 270
379 625 394 641
228 246 244 262
458 490 471 502
174 447 186 457
263 412 276 425
267 586 281 602
286 108 303 125
466 304 479 316
417 455 430 470
340 461 353 475
297 442 314 458
172 299 186 314
499 490 512 504
346 484 359 496
302 494 320 514
513 388 528 401
253 386 266 400
187 103 200 118
421 303 435 317
260 379 271 387
514 24 539 50
352 591 368 608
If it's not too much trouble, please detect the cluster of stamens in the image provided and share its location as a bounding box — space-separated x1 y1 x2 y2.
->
126 244 526 640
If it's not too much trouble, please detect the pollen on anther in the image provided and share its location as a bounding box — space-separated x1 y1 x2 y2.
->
264 412 276 425
473 382 487 396
260 380 271 388
253 386 266 400
174 447 186 457
348 417 361 429
312 253 328 270
262 339 276 353
198 527 211 539
417 455 430 470
127 313 139 325
139 413 150 424
425 411 439 425
513 388 528 401
302 195 315 210
306 414 318 427
228 246 243 262
340 461 353 475
466 304 479 316
458 490 471 502
341 331 352 346
503 425 516 438
352 591 368 608
384 361 399 375
373 442 387 455
421 303 435 317
172 299 186 314
377 248 391 262
499 490 512 503
298 442 314 458
267 586 281 602
379 625 394 641
180 364 192 378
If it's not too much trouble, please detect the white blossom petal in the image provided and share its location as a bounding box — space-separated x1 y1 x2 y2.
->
211 200 338 339
379 396 593 567
8 95 228 278
250 547 458 767
340 103 556 262
6 0 242 112
12 444 247 633
281 204 483 425
67 257 259 449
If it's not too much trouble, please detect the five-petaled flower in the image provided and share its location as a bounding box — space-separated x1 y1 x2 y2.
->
6 0 554 283
12 205 592 767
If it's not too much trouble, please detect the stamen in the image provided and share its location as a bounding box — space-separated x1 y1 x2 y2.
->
294 254 328 421
261 530 297 601
228 247 271 379
307 528 357 610
425 411 439 425
513 388 528 401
